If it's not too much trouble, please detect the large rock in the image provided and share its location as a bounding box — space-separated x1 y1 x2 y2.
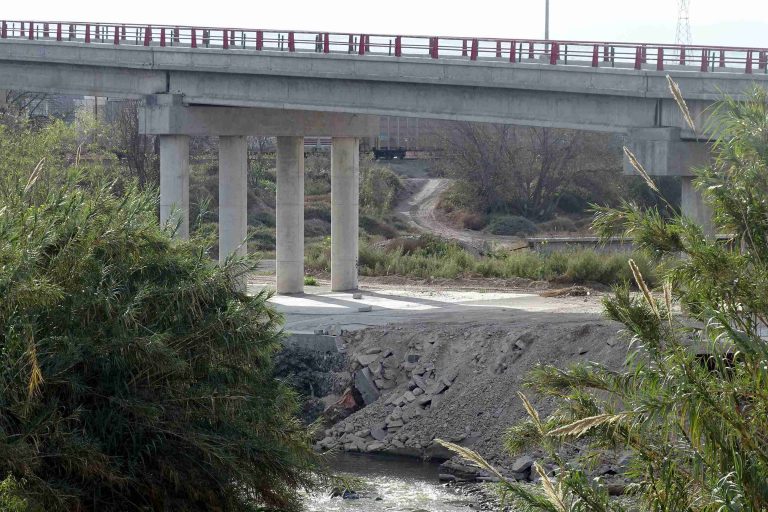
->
370 425 388 441
356 353 380 366
354 367 381 405
511 455 535 473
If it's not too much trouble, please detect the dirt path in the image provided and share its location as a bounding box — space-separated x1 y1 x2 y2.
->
397 178 527 251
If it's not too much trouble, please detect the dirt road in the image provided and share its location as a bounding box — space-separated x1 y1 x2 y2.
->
396 178 527 251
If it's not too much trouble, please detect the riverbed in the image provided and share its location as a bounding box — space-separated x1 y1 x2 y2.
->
303 453 490 511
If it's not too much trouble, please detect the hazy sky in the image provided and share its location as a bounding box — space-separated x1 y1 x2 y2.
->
3 0 767 47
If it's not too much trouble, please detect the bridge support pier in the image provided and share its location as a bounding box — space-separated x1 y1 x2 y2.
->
276 136 305 294
218 136 248 283
331 137 360 292
681 176 714 235
159 135 190 239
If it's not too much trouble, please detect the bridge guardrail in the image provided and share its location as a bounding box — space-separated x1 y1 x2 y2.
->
1 20 766 75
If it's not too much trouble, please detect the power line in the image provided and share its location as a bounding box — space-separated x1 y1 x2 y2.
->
676 0 692 45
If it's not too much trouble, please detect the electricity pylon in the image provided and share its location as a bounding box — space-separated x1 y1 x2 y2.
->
676 0 692 45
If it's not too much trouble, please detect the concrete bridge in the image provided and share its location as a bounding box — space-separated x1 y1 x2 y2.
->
2 21 767 292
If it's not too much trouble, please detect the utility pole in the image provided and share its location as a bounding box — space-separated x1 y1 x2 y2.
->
545 0 550 40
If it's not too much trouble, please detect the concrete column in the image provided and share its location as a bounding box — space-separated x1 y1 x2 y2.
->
276 136 305 294
159 135 190 239
681 176 714 235
331 137 360 291
218 136 248 264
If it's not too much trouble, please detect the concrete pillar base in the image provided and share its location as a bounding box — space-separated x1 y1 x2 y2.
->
331 137 360 292
159 135 190 239
681 176 714 235
218 136 248 268
276 136 305 294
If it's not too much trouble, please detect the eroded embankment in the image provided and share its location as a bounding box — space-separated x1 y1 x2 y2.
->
314 314 627 481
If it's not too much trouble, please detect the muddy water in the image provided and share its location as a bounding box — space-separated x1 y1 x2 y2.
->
303 453 484 511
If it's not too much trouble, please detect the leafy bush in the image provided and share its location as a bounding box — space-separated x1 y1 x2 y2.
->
304 275 318 286
360 163 403 215
360 214 398 238
305 201 332 222
305 218 331 238
0 126 316 511
249 209 276 227
487 215 540 236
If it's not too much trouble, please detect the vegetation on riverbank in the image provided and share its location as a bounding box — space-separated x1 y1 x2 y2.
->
0 122 318 511
306 234 657 287
443 83 768 511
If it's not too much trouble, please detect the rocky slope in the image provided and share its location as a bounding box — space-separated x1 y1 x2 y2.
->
315 312 628 480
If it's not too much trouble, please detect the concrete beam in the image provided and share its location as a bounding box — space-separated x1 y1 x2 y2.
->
331 137 360 292
159 135 190 239
624 127 711 177
139 94 379 137
276 136 305 294
218 136 248 271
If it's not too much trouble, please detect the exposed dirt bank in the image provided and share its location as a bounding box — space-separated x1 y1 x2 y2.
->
315 311 627 480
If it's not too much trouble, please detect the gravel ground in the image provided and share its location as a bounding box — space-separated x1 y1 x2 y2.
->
316 310 628 478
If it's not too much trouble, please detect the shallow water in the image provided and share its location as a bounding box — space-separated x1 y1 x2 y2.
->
303 452 481 512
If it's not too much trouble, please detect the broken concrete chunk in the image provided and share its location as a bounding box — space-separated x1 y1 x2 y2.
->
364 347 382 355
406 353 421 363
428 380 448 395
353 367 381 405
413 387 424 396
404 391 416 402
370 425 388 441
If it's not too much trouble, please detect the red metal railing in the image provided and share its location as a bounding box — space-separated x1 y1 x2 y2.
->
1 20 767 75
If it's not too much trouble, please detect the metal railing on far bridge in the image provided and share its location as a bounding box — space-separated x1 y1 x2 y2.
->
2 20 767 75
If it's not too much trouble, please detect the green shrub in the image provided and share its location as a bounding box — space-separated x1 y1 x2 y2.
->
0 126 317 511
248 209 276 227
304 201 332 222
487 215 539 236
360 214 398 238
249 225 276 250
304 275 318 286
360 164 403 215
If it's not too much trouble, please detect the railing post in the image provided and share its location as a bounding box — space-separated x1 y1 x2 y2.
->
759 51 767 71
529 41 535 59
510 40 517 63
549 42 558 64
462 39 467 57
432 37 439 59
85 24 91 43
160 28 166 47
113 25 119 45
288 31 295 52
358 34 365 55
679 46 686 65
746 51 753 74
323 33 329 53
603 44 609 62
471 38 479 60
229 30 235 47
1 21 6 39
634 47 642 70
395 36 402 57
191 28 197 48
719 49 725 68
348 34 354 53
657 47 664 71
121 25 126 41
365 34 370 53
700 49 708 72
222 29 229 49
592 44 599 67
256 30 263 50
144 26 151 46
28 22 34 40
496 40 502 58
20 22 25 38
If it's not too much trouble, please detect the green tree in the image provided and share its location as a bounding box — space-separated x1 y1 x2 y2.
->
0 124 317 511
441 84 768 511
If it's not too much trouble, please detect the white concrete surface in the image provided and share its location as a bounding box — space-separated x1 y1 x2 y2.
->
331 137 360 292
159 134 190 239
276 136 305 294
218 136 248 266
